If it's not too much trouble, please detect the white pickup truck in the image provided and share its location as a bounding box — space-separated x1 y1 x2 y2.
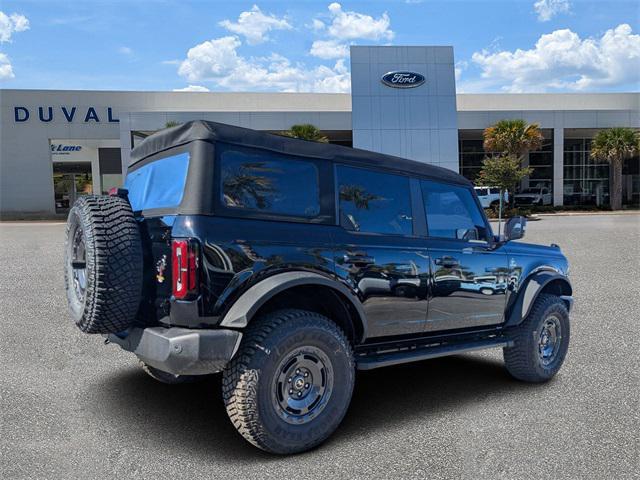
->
514 186 553 206
474 186 508 209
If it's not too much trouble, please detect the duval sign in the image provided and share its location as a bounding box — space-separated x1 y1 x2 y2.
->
14 106 119 123
381 71 426 88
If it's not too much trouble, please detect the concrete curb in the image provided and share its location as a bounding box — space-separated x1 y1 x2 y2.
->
488 211 639 222
535 211 639 217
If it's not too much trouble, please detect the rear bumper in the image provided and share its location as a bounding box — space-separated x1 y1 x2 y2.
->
105 327 242 376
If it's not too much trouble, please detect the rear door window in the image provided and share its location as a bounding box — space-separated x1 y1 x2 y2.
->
219 147 320 218
125 152 190 212
421 180 489 241
337 165 413 235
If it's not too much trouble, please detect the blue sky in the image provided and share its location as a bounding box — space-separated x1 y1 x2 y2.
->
0 0 638 93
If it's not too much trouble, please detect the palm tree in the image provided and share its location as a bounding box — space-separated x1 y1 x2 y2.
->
481 119 544 211
280 124 329 143
483 119 544 158
222 162 277 209
339 184 381 209
590 127 640 210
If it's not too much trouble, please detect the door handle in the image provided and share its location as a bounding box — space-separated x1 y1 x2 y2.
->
343 254 375 266
435 257 460 268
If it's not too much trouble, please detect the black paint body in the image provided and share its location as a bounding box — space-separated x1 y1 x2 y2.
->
129 121 572 351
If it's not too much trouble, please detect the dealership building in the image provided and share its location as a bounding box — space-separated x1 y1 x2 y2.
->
1 46 638 217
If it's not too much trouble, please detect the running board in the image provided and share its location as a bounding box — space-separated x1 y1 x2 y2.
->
356 337 513 371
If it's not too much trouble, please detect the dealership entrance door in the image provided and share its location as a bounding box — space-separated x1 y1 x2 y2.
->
50 139 122 214
53 162 93 214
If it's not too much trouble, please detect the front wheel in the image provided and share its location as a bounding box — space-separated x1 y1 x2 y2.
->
222 309 355 454
503 294 570 382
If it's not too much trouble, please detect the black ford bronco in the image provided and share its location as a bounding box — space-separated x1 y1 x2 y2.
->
64 121 573 454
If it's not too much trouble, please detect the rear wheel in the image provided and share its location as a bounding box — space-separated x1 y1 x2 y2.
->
64 195 143 334
503 294 570 382
222 309 355 454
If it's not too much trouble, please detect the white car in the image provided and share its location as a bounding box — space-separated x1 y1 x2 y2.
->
474 186 508 209
515 186 552 206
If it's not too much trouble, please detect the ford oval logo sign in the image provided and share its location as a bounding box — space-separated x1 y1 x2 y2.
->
381 71 426 88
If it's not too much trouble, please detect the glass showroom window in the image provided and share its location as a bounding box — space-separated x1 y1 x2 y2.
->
528 133 554 194
622 152 640 207
563 138 610 206
459 131 554 199
458 136 485 183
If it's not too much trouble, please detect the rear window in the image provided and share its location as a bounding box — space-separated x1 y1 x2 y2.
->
219 147 320 218
125 152 189 212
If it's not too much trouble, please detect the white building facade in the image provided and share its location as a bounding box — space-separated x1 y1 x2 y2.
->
1 46 638 217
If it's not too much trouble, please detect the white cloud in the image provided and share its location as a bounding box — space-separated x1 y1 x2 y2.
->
178 36 244 81
324 3 393 41
177 35 350 92
118 46 133 56
310 18 325 31
454 60 468 82
533 0 570 22
308 3 394 59
219 5 291 45
0 11 29 43
173 85 210 92
0 52 14 80
310 39 349 59
471 24 640 92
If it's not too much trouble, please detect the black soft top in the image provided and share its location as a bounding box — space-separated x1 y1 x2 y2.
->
129 120 470 186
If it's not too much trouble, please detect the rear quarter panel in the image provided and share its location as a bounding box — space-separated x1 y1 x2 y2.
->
171 215 335 321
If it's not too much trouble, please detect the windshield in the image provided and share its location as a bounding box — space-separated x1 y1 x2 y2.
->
520 188 539 194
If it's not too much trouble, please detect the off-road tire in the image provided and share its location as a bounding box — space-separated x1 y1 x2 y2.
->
140 361 200 384
222 309 355 454
64 195 143 334
503 293 570 382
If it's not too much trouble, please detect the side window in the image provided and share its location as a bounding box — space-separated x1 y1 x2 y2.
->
219 147 320 218
337 165 412 235
421 180 489 241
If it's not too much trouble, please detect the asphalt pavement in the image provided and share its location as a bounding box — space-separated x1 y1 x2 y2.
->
1 214 639 479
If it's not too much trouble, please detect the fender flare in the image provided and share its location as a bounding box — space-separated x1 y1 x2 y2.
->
505 271 573 327
219 271 368 340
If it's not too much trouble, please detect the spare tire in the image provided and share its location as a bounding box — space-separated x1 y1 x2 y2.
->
64 195 143 334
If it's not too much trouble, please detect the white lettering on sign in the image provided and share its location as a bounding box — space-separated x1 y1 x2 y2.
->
381 71 426 89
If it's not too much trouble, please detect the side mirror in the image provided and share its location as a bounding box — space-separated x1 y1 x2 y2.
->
504 216 527 242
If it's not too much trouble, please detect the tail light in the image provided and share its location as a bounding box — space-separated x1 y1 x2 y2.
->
172 239 199 300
